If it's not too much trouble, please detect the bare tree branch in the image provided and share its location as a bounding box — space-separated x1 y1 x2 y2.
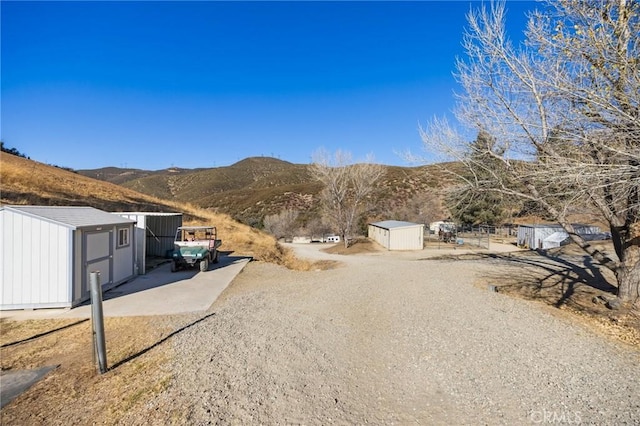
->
419 0 640 309
310 149 384 247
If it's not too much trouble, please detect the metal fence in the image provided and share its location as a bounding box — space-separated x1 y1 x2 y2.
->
425 226 493 249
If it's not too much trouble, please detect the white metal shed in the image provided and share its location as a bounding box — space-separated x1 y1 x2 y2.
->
368 220 424 250
517 223 601 250
116 212 182 274
0 206 136 310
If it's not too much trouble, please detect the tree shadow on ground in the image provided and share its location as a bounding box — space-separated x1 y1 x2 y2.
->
477 251 617 311
424 250 617 312
466 251 640 348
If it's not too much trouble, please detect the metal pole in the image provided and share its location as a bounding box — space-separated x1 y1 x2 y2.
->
90 271 108 374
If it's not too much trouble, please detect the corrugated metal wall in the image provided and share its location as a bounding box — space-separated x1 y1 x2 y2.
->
519 226 561 249
368 224 424 250
117 213 182 274
368 224 390 249
119 213 181 258
146 215 182 257
517 226 535 249
1 209 72 309
517 224 601 250
389 225 424 250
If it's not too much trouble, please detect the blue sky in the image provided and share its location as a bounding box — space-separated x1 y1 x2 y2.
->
1 1 536 170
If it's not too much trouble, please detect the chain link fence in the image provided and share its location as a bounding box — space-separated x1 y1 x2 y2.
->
425 225 517 249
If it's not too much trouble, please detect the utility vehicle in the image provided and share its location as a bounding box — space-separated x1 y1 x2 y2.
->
171 226 222 272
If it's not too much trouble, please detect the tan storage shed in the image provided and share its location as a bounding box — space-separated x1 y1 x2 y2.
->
368 220 424 250
0 206 136 310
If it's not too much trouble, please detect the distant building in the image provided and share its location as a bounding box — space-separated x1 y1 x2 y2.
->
368 220 424 250
292 236 312 244
429 220 455 234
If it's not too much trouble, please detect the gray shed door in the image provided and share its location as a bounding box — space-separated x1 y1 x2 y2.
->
84 230 113 289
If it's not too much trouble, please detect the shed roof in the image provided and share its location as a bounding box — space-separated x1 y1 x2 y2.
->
117 212 182 216
370 220 423 230
2 206 135 229
517 223 591 229
544 231 570 243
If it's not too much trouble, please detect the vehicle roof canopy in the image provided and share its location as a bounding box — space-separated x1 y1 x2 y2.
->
178 226 215 230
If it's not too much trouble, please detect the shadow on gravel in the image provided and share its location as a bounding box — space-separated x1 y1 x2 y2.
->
487 252 616 310
109 312 217 371
423 250 617 311
470 251 640 348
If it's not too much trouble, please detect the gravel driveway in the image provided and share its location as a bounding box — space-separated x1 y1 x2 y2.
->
127 244 640 425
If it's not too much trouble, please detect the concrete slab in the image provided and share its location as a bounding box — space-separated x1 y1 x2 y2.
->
0 255 251 320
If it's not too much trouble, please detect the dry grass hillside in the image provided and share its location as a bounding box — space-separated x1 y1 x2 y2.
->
81 157 460 225
1 154 166 213
0 153 311 269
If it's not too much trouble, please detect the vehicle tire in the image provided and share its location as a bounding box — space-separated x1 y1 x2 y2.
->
212 250 219 263
170 261 177 273
200 258 209 272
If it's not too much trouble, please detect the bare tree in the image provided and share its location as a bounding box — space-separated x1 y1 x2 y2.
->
391 190 447 226
419 1 640 309
263 209 299 240
310 149 384 247
304 216 333 241
445 130 516 226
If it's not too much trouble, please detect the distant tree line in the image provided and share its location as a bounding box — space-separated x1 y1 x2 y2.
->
1 141 77 173
1 141 29 159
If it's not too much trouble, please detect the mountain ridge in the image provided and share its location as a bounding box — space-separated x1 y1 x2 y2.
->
78 156 456 225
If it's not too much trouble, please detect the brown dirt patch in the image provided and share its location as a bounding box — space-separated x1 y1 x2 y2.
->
0 315 185 424
321 238 383 255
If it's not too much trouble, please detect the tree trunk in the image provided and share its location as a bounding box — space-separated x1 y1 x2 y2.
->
342 232 349 248
559 218 640 310
614 221 640 309
615 259 640 310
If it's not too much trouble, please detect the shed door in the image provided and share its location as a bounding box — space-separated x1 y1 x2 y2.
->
84 230 113 290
